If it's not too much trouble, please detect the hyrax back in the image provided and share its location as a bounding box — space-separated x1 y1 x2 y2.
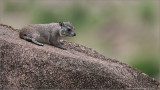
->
19 22 76 50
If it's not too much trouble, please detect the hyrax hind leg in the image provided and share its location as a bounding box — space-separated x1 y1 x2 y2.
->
21 33 44 46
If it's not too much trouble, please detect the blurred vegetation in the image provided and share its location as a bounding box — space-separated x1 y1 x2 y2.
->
130 52 159 77
138 2 156 24
1 0 159 79
31 7 55 24
3 1 29 12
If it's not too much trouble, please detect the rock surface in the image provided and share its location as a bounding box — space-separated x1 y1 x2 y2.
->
0 24 159 89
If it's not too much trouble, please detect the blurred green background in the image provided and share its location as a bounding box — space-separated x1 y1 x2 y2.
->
0 0 159 79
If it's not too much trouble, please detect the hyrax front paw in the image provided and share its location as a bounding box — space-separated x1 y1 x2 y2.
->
59 40 64 45
60 41 64 45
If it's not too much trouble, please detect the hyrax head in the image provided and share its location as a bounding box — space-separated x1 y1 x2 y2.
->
59 21 76 37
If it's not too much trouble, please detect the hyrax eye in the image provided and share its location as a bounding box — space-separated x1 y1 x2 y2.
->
67 28 71 32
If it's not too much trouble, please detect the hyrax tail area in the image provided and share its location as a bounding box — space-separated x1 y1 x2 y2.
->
19 27 44 46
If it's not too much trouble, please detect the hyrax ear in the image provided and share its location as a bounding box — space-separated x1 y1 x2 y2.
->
68 21 72 24
59 22 65 27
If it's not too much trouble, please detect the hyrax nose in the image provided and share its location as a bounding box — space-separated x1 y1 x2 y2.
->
73 33 76 36
71 32 76 36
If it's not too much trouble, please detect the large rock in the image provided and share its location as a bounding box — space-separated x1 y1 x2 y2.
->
0 24 159 89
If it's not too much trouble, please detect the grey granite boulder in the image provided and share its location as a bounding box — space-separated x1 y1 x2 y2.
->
0 24 159 89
